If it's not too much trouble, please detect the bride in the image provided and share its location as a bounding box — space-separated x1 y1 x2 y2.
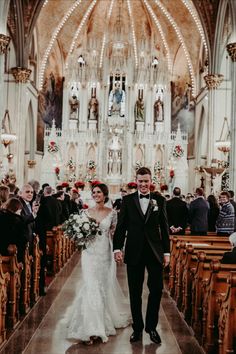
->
67 183 130 344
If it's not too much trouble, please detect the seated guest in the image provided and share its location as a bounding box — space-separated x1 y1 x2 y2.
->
207 194 220 232
216 191 235 236
228 190 236 231
0 198 27 262
166 187 189 235
221 232 236 264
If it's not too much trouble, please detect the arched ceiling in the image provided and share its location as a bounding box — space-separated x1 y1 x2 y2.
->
7 0 220 91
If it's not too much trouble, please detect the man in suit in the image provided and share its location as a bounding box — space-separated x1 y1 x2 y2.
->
113 167 170 344
113 188 127 212
36 185 61 295
166 187 189 234
189 187 209 235
19 184 39 254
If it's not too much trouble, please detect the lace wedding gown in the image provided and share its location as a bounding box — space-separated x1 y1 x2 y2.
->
67 209 130 343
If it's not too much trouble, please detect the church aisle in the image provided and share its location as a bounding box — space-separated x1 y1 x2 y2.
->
0 252 203 354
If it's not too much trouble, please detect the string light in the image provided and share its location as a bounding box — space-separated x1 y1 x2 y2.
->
153 0 196 95
39 0 83 90
99 0 115 68
127 0 138 67
143 0 171 72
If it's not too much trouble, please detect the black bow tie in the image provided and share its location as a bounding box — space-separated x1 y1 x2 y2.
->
140 194 150 199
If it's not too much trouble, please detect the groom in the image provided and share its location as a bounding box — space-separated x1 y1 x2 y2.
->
113 167 170 344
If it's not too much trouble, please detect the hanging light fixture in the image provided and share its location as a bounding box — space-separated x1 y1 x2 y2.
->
215 55 230 154
1 47 17 147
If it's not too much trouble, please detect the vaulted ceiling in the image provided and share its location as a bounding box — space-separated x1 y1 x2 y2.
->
7 0 220 88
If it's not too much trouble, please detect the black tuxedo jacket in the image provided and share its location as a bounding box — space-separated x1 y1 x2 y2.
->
19 197 35 245
113 191 170 265
166 197 189 233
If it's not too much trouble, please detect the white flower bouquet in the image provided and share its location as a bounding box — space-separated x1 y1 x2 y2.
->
62 211 101 249
150 199 159 212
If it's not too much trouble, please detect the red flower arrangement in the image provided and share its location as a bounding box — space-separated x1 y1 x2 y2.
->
127 182 137 189
55 167 60 175
83 203 89 209
90 180 101 187
169 169 175 178
74 181 85 189
72 188 79 194
150 183 156 192
160 184 168 191
61 182 69 188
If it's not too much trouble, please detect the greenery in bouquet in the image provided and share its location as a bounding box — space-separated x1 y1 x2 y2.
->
62 212 101 249
87 159 96 170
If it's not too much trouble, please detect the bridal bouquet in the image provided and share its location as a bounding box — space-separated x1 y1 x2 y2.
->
62 211 101 249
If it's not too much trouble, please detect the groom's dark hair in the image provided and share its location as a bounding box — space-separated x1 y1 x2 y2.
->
136 167 151 176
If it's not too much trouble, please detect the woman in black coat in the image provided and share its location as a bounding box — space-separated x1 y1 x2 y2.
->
207 194 220 232
0 198 28 262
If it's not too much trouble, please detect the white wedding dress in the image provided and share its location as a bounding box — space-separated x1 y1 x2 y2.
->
67 209 131 343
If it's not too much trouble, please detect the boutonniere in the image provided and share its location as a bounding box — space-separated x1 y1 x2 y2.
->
150 199 158 212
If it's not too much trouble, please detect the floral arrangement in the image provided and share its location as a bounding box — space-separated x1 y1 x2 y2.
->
47 141 59 153
61 181 69 188
172 145 184 158
169 169 175 178
135 160 142 171
154 161 162 173
89 180 101 187
160 184 168 191
67 158 76 171
87 160 96 170
62 211 101 249
150 199 159 212
127 182 137 189
74 181 85 189
150 183 156 192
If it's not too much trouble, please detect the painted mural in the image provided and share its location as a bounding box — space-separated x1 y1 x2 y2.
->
171 79 195 157
37 73 64 151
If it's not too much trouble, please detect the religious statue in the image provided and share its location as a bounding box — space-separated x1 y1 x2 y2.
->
88 94 99 120
108 81 125 117
154 97 164 122
69 94 79 119
134 96 145 121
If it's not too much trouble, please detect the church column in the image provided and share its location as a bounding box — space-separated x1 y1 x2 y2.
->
11 66 31 186
0 34 11 172
227 43 236 190
204 74 224 166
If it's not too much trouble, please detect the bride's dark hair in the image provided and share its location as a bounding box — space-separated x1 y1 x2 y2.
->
92 183 109 203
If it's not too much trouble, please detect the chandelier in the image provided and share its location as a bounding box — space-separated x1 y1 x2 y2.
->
1 47 17 148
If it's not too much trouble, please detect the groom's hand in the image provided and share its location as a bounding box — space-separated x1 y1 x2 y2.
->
114 250 123 264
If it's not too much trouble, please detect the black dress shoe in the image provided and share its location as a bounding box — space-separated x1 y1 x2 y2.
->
148 330 161 344
130 332 142 343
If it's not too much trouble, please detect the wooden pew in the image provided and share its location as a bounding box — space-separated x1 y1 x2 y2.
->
190 251 225 337
218 271 236 354
0 256 10 347
2 245 23 329
20 243 33 314
174 241 230 307
169 235 230 297
46 227 62 275
31 235 41 304
202 261 236 353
